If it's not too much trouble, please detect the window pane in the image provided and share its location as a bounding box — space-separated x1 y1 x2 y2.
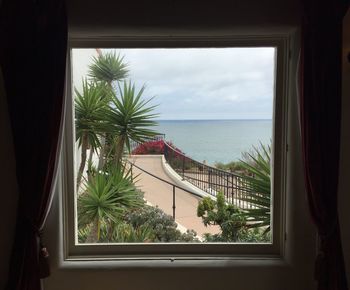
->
72 47 275 244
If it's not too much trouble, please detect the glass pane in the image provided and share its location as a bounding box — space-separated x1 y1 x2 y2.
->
72 48 275 244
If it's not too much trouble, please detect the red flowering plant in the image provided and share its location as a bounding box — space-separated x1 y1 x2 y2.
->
132 140 192 170
132 140 165 155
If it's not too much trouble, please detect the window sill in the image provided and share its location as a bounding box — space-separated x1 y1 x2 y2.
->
59 255 289 270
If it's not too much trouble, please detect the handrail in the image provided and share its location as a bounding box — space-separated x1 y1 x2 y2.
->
127 160 202 198
130 137 255 209
163 141 254 209
163 141 243 179
130 134 166 153
126 159 203 219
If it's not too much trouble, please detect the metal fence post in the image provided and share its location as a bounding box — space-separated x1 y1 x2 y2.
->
208 168 211 190
182 156 185 179
172 186 176 219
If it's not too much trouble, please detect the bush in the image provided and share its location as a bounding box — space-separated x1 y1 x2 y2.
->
197 192 270 243
197 192 246 242
132 140 165 155
203 227 270 243
235 227 270 243
214 160 249 174
104 223 155 243
124 205 199 242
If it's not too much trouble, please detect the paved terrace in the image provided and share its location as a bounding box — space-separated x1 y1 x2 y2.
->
128 155 219 237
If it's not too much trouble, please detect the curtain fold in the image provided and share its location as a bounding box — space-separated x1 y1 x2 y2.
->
0 0 67 289
299 0 349 289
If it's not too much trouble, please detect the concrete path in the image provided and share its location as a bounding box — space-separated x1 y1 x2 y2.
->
128 155 219 237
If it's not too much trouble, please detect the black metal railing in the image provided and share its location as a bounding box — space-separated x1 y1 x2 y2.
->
129 134 166 153
127 160 203 219
163 141 254 209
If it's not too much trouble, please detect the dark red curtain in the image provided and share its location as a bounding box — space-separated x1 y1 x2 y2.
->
0 0 67 289
300 0 349 289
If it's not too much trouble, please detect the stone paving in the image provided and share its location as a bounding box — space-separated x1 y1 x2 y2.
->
128 155 220 237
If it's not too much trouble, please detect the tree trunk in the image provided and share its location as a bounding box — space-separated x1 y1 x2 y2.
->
97 134 106 170
114 135 126 165
87 147 94 182
86 218 99 243
77 133 88 191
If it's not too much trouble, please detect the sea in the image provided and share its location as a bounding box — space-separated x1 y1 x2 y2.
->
155 119 272 165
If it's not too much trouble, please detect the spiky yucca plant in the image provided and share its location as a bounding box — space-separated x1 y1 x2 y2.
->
75 80 110 188
239 143 271 232
105 81 159 164
78 163 144 242
88 50 129 169
88 51 129 85
107 223 155 243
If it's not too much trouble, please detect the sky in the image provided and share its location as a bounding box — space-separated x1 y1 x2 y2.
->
74 48 275 120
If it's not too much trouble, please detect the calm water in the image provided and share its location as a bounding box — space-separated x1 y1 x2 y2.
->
155 119 272 165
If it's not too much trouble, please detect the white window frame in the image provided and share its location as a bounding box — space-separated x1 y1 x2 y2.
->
60 33 290 262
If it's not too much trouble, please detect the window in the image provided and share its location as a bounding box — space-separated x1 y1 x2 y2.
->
62 35 289 260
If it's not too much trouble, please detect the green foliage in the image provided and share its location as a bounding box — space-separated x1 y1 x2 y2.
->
104 81 159 162
75 79 110 149
197 192 246 242
214 160 247 173
75 80 112 187
77 163 144 241
197 192 270 243
88 51 129 84
79 204 199 243
235 227 270 243
203 227 270 243
124 205 199 242
239 143 271 232
76 50 162 243
78 225 90 243
102 223 155 243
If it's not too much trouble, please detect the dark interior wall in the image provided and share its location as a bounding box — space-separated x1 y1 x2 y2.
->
339 9 350 281
47 1 318 290
0 0 18 288
0 66 18 289
0 1 349 289
67 0 301 36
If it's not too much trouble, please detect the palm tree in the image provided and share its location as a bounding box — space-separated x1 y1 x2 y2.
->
239 143 271 232
78 163 144 242
88 51 129 86
75 79 110 189
88 50 129 169
105 81 159 164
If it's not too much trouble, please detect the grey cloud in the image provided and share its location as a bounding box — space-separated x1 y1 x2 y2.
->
107 48 275 119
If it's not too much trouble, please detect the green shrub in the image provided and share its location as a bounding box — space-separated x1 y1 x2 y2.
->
197 192 246 242
235 227 270 243
77 163 145 242
197 192 270 243
124 205 199 242
103 223 155 243
78 225 90 243
214 160 248 174
203 227 270 243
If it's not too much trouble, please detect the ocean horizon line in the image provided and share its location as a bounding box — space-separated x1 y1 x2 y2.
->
155 118 272 121
153 118 272 163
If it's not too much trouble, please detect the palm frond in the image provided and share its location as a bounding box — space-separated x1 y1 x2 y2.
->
103 81 159 161
88 51 129 84
238 143 271 232
75 79 111 150
77 163 144 232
